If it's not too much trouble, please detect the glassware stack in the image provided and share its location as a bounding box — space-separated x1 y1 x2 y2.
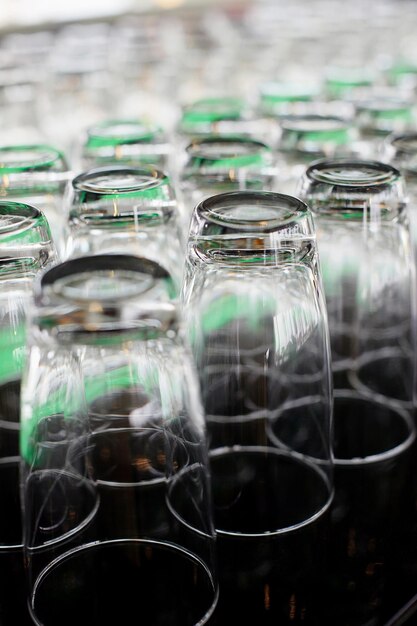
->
0 0 416 624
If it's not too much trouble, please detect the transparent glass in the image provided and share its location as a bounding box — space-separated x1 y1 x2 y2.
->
74 119 173 174
298 158 417 624
0 200 56 625
277 114 363 195
353 97 416 160
178 135 279 230
0 144 71 256
64 166 185 293
324 65 377 99
20 253 218 626
182 190 333 624
257 80 320 118
175 97 276 147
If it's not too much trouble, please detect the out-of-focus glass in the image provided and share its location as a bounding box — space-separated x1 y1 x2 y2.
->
183 190 333 625
64 166 185 292
354 98 416 153
0 200 56 626
20 253 218 626
276 114 361 195
0 144 71 256
177 135 278 230
74 119 173 174
298 158 417 625
38 26 113 155
176 96 276 147
324 66 378 99
257 81 321 118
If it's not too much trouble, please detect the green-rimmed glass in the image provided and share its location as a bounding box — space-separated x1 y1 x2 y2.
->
385 132 417 180
386 60 417 88
324 67 376 98
178 135 278 228
297 158 416 624
20 253 218 626
277 114 359 195
0 200 56 625
258 81 319 117
182 190 333 624
65 166 184 292
177 96 274 145
355 98 415 138
0 144 71 256
78 119 172 172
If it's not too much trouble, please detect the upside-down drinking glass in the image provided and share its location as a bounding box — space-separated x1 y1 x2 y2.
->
177 135 278 230
298 158 417 624
0 144 71 256
64 166 185 292
20 253 218 626
74 119 173 174
0 200 56 625
182 190 333 625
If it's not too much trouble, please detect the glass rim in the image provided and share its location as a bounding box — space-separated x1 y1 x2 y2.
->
39 254 170 297
355 99 412 114
195 191 310 232
185 135 271 157
389 132 417 154
332 389 416 466
0 200 44 236
280 114 350 134
305 158 402 188
0 144 66 173
181 96 246 123
34 255 178 341
72 166 169 194
259 81 318 103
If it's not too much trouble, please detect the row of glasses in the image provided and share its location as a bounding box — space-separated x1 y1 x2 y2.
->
8 156 416 625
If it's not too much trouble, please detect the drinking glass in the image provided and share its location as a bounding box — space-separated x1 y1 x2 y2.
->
175 96 275 148
0 144 72 256
385 133 417 278
20 253 219 626
73 119 173 175
64 165 185 292
276 114 362 195
298 158 417 625
183 190 333 625
257 81 320 119
177 135 278 230
0 200 56 625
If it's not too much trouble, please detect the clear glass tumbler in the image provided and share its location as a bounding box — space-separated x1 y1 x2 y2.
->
0 144 72 256
0 200 56 625
64 165 185 292
182 190 333 625
177 135 278 231
74 119 173 175
298 158 417 624
20 253 218 626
